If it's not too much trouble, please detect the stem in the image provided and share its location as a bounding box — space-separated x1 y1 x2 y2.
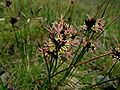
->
56 44 92 86
63 45 90 84
86 76 120 89
43 52 51 87
51 50 59 76
94 0 107 18
18 0 22 17
99 60 118 83
51 58 66 75
12 25 19 47
75 51 113 66
29 0 33 17
95 14 120 40
100 0 109 18
74 43 90 65
49 56 54 75
51 51 113 78
105 14 120 30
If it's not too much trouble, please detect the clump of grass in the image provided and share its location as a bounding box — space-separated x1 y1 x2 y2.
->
0 0 120 90
38 2 120 88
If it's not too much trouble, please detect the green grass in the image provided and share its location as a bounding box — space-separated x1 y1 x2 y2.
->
0 0 120 90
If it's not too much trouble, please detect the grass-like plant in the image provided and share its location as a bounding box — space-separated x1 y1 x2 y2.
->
0 0 120 90
38 1 120 89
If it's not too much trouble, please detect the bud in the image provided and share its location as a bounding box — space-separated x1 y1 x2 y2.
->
10 17 17 25
85 17 96 29
6 0 12 7
70 0 74 4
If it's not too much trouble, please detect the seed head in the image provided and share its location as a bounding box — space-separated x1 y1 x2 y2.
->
39 16 79 59
6 0 12 7
85 17 96 29
70 0 74 4
10 17 17 25
112 47 120 60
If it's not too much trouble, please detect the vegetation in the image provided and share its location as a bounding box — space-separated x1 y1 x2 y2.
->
0 0 120 90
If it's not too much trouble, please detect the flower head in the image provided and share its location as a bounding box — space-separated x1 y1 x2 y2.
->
85 17 96 29
10 17 17 25
81 15 105 32
70 0 74 4
94 18 105 31
39 16 79 59
112 47 120 60
6 0 12 7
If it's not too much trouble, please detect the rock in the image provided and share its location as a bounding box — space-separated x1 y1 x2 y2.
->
96 75 116 90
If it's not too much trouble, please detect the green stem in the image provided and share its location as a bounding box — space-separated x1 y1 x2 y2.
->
53 51 58 73
57 45 89 86
51 58 66 75
12 25 19 47
49 56 54 75
43 52 51 87
51 51 112 79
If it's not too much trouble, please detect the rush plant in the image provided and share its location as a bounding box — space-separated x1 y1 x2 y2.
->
0 0 120 90
38 12 120 90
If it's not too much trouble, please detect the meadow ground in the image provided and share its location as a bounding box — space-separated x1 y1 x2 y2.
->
0 0 120 90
